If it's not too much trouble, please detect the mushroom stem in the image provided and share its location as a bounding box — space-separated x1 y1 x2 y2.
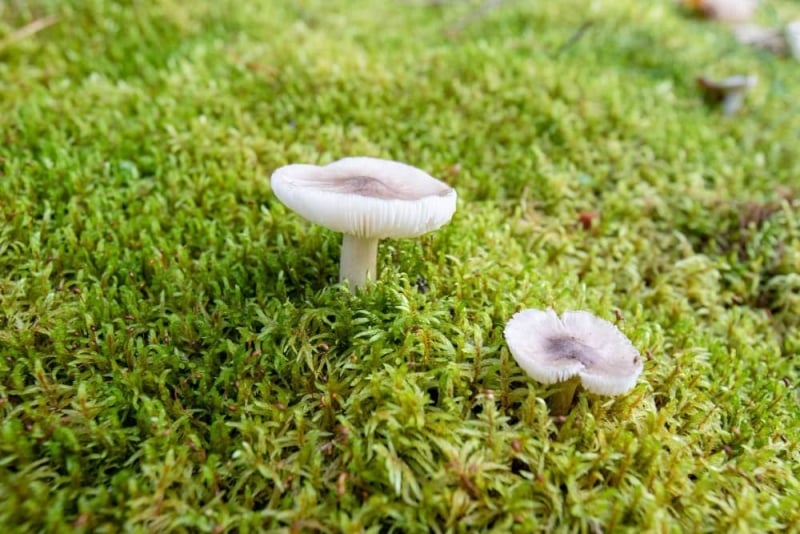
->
722 92 746 116
340 234 379 290
549 377 581 416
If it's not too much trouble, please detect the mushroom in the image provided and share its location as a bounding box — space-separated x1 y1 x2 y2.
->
696 75 757 115
684 0 758 23
503 308 643 416
270 157 457 290
732 21 800 59
732 24 788 55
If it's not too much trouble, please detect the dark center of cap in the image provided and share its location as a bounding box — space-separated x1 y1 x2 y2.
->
545 335 601 367
306 175 451 201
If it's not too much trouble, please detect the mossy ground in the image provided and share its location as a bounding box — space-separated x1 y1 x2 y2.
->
1 0 799 531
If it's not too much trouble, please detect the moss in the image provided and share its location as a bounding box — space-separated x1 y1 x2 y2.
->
1 0 799 531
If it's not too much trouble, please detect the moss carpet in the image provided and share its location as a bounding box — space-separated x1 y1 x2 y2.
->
1 0 799 531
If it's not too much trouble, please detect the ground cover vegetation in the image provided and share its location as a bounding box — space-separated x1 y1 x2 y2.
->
1 0 799 531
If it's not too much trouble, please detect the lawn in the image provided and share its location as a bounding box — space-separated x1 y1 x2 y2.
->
1 0 799 531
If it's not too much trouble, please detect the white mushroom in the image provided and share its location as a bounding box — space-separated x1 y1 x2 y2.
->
685 0 758 23
504 308 643 415
732 24 787 55
271 157 457 290
696 75 757 115
731 20 800 60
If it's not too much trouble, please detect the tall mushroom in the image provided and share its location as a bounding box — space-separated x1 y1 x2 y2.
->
504 308 643 415
696 75 757 116
271 157 457 290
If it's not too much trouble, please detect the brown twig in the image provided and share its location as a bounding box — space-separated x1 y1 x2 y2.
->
553 20 594 57
0 15 58 52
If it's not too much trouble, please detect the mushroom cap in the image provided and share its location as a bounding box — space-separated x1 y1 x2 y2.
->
271 157 457 239
504 308 643 396
697 74 757 93
732 24 787 54
690 0 758 23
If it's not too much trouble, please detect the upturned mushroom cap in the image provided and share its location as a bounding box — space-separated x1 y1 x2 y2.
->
732 24 787 55
270 157 457 238
504 308 643 395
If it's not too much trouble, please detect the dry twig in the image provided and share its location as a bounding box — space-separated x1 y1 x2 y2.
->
0 15 58 52
553 20 594 57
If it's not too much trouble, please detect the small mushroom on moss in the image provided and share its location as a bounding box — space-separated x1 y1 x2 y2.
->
684 0 758 23
696 75 757 115
504 308 643 416
732 24 788 55
732 21 800 59
271 157 457 290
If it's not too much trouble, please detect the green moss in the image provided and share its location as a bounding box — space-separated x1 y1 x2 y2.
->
1 0 799 531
